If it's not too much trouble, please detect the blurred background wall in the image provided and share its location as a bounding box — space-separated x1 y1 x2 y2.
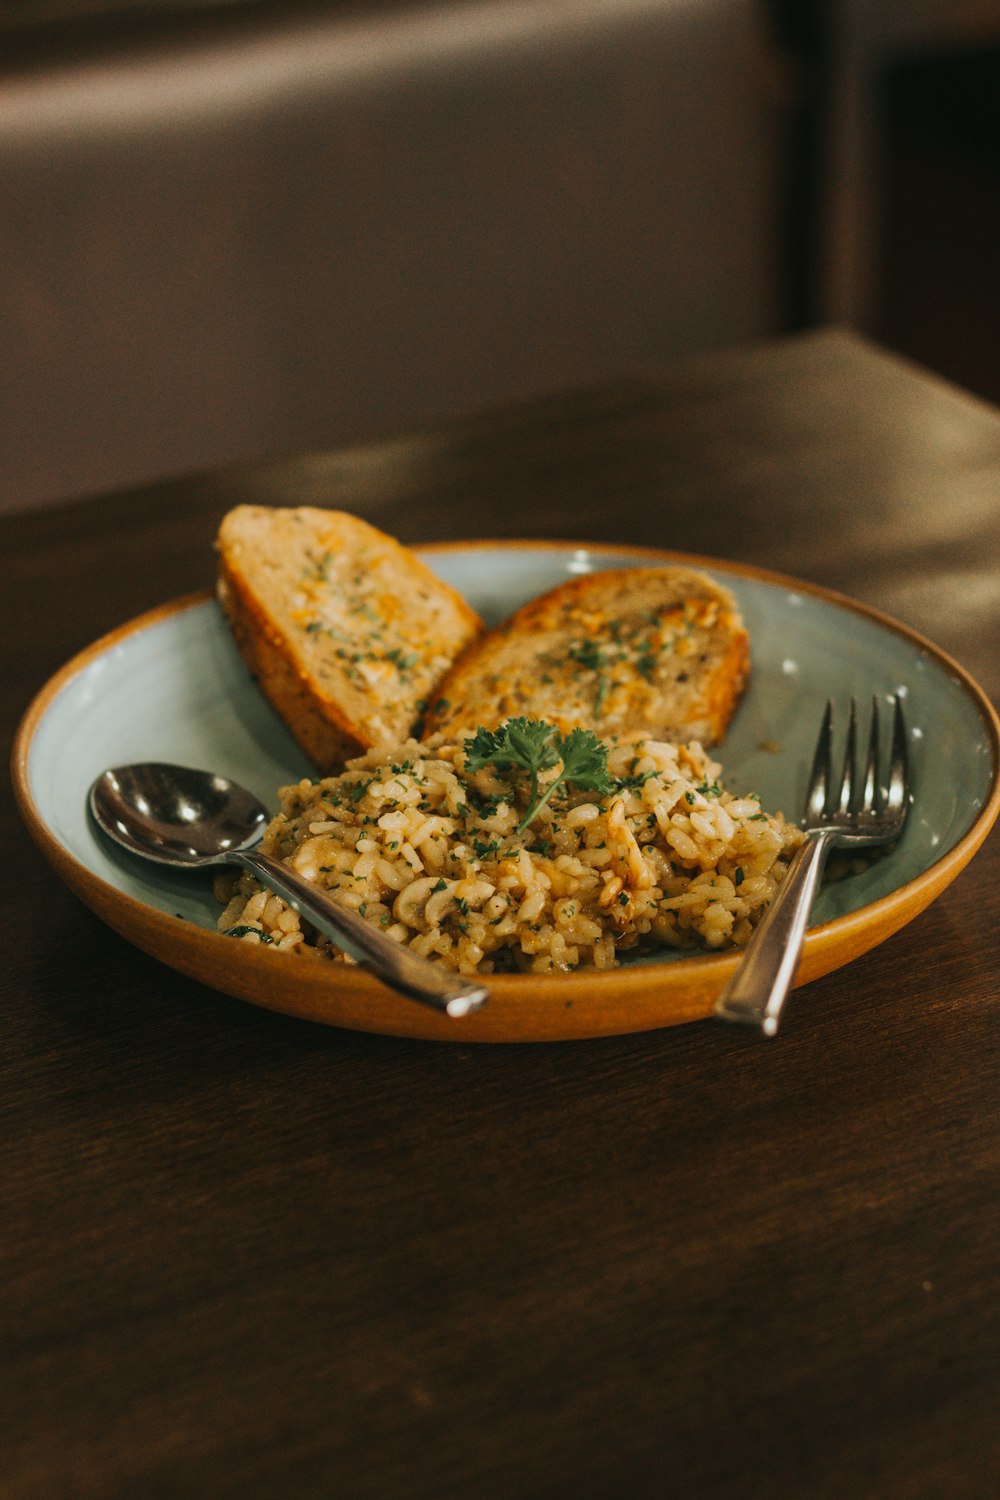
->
769 0 1000 401
1 0 999 512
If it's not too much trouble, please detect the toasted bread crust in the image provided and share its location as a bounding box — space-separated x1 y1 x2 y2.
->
216 506 483 770
422 566 749 745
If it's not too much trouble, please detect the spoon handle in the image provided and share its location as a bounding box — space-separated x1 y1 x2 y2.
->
232 850 489 1018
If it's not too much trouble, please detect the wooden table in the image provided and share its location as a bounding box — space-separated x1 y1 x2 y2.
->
5 329 1000 1499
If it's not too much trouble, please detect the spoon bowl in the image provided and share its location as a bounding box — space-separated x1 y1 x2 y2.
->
89 762 488 1019
91 763 270 866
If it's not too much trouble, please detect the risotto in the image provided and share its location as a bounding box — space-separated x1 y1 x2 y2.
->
215 729 804 975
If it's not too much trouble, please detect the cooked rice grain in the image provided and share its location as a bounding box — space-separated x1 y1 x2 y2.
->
216 735 804 974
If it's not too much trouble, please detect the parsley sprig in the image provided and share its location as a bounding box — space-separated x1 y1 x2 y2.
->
464 718 615 835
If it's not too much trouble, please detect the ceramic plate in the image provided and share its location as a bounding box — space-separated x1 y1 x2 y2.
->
13 541 1000 1041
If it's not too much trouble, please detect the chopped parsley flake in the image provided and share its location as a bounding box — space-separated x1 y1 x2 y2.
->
225 925 273 944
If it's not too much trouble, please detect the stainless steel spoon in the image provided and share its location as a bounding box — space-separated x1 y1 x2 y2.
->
88 762 488 1019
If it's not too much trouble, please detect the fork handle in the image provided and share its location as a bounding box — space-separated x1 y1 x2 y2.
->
713 830 836 1037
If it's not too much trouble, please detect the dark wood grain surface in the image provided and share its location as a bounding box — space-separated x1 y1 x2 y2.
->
4 329 1000 1500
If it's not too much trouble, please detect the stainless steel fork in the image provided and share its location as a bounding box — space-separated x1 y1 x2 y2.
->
714 695 910 1037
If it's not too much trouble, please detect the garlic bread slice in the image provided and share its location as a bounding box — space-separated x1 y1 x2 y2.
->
217 505 483 770
422 566 748 745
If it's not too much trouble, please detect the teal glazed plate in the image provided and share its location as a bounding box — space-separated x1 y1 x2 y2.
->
12 541 1000 1041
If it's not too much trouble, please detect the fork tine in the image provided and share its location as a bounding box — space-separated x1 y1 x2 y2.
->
861 695 880 814
837 698 858 815
806 700 834 821
886 695 909 814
